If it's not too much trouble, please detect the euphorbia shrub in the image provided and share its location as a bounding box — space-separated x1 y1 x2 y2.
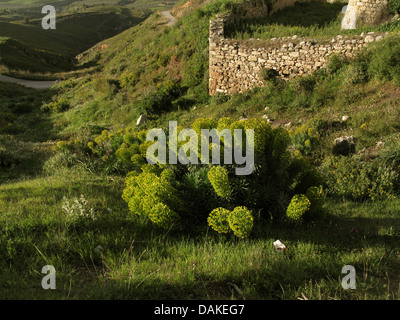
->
120 117 323 236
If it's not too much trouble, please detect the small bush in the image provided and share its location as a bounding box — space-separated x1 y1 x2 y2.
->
119 71 138 87
286 194 311 222
157 54 171 68
289 124 320 158
343 63 368 85
41 97 70 112
208 166 232 197
227 206 254 239
207 207 231 233
140 80 186 114
122 170 182 229
321 155 398 201
260 68 280 82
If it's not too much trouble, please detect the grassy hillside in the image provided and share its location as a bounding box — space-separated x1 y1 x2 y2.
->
0 12 145 56
1 0 400 301
0 37 74 73
0 1 153 73
225 1 400 40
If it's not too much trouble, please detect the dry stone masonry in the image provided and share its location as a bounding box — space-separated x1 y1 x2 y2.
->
209 0 390 95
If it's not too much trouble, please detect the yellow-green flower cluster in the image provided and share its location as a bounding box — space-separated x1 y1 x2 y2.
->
208 166 231 197
323 156 397 201
286 194 311 222
119 71 136 88
207 207 231 234
288 123 319 157
122 169 181 229
53 137 84 153
207 206 254 238
113 129 150 167
148 202 180 228
160 168 175 183
227 206 254 239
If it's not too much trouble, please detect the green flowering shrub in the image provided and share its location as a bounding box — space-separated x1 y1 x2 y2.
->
289 124 320 158
343 63 368 85
208 166 231 197
119 71 140 88
207 206 254 238
207 207 231 234
122 169 181 229
286 194 311 222
41 97 70 112
50 127 148 175
147 202 180 229
74 116 322 234
227 206 254 239
321 155 398 201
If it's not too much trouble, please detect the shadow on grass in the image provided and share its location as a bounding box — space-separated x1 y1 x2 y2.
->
1 176 400 300
0 81 65 183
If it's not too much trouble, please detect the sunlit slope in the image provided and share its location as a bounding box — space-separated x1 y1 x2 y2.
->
0 11 146 57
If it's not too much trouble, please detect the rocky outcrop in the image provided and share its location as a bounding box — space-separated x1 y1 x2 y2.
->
343 0 389 27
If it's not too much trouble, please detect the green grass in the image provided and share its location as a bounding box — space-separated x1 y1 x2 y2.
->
0 10 148 58
1 0 400 300
0 1 151 73
1 171 400 299
225 1 400 40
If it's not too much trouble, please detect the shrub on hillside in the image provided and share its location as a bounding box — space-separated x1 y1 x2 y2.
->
140 80 187 115
327 54 348 74
41 97 70 113
321 155 399 201
289 124 320 158
43 149 80 175
120 117 323 237
286 194 311 222
227 206 254 238
207 207 231 234
388 0 400 14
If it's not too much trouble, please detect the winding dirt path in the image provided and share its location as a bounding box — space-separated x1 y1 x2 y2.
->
0 74 56 89
160 10 177 27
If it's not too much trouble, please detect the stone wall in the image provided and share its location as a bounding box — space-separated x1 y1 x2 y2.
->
209 0 390 95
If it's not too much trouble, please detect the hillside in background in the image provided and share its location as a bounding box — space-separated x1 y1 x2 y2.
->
0 0 182 73
0 37 74 73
